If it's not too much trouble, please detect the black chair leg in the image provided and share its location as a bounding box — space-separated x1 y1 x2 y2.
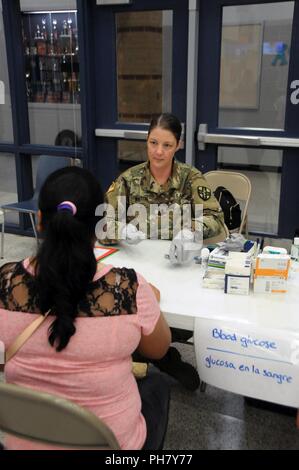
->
200 381 207 393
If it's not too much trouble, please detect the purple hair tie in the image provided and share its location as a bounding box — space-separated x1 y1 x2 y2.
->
57 201 77 216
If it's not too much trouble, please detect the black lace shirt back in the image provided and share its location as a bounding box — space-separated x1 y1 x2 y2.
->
0 261 138 318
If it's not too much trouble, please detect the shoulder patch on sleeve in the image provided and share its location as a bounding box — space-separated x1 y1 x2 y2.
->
197 186 211 201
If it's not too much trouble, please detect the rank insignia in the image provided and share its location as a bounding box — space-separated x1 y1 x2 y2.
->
197 186 211 201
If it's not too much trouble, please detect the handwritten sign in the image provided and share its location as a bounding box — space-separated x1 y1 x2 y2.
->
194 318 299 407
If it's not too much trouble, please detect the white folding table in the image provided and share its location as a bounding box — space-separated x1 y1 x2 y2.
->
103 239 299 425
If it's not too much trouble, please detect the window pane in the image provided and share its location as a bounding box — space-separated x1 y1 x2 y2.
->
118 140 147 163
219 2 294 129
31 154 39 183
20 0 81 147
217 146 282 235
116 11 172 123
118 140 147 173
0 0 14 142
0 154 18 224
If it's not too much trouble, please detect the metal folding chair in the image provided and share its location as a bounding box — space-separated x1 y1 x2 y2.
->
205 170 252 236
0 382 120 450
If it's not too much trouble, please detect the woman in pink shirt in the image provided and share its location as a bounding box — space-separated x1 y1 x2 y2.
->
0 166 171 450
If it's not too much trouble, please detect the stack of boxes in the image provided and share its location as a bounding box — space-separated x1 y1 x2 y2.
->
202 241 291 295
224 252 252 295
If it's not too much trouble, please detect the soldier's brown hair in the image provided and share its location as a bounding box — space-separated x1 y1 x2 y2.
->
148 113 182 143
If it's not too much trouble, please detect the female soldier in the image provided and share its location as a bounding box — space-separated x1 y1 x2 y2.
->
104 113 226 244
103 113 227 391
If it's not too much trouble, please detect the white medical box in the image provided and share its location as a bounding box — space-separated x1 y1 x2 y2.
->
224 253 251 295
254 253 290 294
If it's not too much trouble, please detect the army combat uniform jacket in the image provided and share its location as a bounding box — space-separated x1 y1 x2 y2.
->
104 160 226 241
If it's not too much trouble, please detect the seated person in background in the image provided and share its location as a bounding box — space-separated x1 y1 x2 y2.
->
102 113 227 391
0 166 171 450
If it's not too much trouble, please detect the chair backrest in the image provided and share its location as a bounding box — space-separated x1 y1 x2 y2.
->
204 170 251 234
0 382 120 450
33 155 74 200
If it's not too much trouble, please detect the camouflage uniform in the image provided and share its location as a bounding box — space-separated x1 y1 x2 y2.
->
103 160 226 241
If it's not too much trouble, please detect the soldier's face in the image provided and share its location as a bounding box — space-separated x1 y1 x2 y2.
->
147 127 180 173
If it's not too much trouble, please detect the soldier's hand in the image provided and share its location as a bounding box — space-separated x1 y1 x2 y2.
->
121 224 146 245
173 228 195 242
169 229 202 265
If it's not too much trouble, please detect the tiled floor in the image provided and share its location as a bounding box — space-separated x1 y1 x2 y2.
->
1 233 299 450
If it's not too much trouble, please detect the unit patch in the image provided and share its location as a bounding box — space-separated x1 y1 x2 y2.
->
197 186 211 201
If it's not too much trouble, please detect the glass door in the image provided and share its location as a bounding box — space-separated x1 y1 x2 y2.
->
93 0 189 190
195 0 299 238
20 0 81 147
